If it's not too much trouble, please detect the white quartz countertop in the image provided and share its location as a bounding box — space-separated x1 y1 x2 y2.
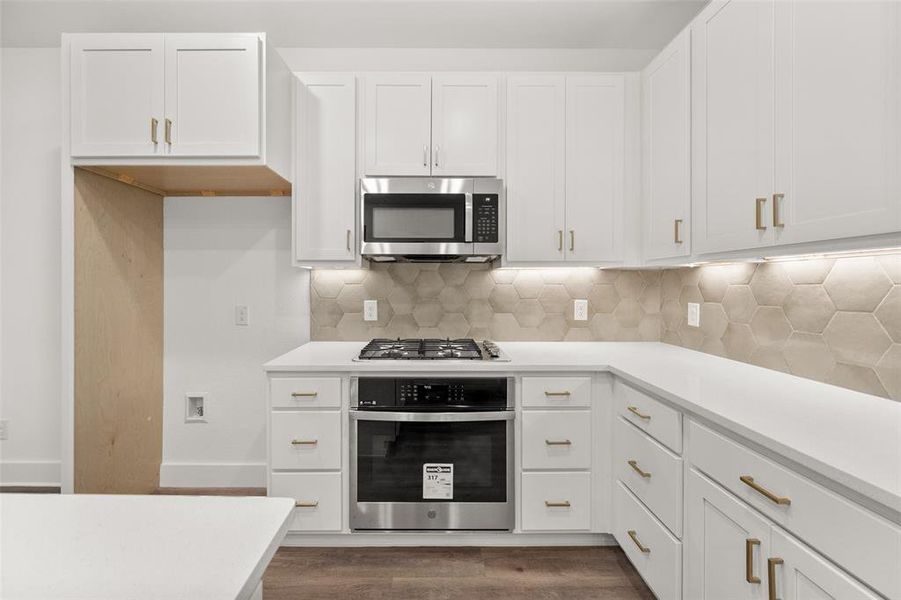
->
0 494 294 599
265 341 901 515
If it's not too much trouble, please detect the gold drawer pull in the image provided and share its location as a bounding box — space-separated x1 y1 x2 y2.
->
544 500 571 508
291 439 318 446
627 530 650 554
544 391 571 397
291 391 318 398
746 538 761 584
627 460 651 479
627 406 651 420
740 475 791 506
295 500 319 508
767 557 783 600
545 439 572 446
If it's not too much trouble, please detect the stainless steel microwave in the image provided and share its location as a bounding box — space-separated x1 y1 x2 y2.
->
360 177 504 262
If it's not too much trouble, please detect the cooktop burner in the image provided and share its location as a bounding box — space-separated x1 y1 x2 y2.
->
358 338 494 360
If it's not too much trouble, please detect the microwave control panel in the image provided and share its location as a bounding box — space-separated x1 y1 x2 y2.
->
474 194 499 243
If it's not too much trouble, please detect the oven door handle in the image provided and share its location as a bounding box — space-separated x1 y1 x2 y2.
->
350 410 513 423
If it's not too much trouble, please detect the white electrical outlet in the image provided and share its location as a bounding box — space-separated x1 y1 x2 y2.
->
185 394 207 423
573 299 589 321
0 420 8 440
687 302 701 327
363 299 378 322
235 305 249 326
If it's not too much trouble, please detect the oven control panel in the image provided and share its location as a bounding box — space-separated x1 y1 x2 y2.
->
473 195 499 243
355 377 510 410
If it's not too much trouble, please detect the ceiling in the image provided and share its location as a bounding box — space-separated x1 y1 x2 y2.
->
1 0 706 49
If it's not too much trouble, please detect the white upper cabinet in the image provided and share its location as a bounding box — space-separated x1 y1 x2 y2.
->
691 0 775 255
772 1 901 246
362 74 432 176
164 34 260 157
70 34 164 157
642 29 691 261
565 75 625 262
294 74 357 264
505 75 566 262
431 75 499 176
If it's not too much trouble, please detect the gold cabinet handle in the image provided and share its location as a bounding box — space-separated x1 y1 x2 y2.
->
346 229 352 252
627 459 651 479
627 530 650 554
674 219 683 244
627 406 651 421
423 144 429 167
740 475 791 506
755 197 767 230
557 230 563 252
434 145 440 167
545 439 572 446
773 193 784 228
151 118 159 144
569 230 575 252
291 391 318 398
291 439 318 446
295 500 319 508
746 538 761 584
767 557 783 600
164 118 173 145
544 500 571 508
544 391 571 397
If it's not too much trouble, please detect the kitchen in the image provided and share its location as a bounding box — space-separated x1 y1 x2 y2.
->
1 0 900 599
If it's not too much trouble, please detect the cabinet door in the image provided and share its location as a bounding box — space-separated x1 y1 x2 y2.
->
294 75 357 262
431 75 499 176
773 2 901 245
642 29 692 261
685 468 770 600
164 34 261 157
692 0 775 254
770 528 881 600
565 74 624 262
363 74 431 176
70 34 164 157
505 75 566 262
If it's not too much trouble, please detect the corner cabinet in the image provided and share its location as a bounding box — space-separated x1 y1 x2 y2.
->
506 74 626 264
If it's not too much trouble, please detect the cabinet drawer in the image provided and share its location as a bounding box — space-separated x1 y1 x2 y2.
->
614 481 681 600
270 412 341 470
271 377 342 409
521 472 591 531
270 472 342 532
689 420 901 600
615 379 682 453
521 376 591 408
614 417 683 537
522 411 591 470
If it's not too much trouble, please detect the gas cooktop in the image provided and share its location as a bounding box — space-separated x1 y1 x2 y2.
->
356 338 506 361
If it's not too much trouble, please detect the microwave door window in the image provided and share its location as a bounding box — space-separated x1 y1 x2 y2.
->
371 207 456 240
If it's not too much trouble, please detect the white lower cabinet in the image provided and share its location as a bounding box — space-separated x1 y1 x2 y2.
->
270 412 341 470
521 410 591 470
270 472 343 532
521 472 591 531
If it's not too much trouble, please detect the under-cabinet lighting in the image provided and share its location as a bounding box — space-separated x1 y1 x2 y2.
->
763 246 901 262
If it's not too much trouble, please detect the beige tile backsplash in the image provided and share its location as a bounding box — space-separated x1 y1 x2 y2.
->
311 254 901 401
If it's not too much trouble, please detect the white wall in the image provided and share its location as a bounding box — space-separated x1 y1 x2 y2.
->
0 48 62 486
162 196 310 487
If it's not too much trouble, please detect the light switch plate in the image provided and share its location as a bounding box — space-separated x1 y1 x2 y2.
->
573 299 589 321
364 300 378 322
687 302 700 327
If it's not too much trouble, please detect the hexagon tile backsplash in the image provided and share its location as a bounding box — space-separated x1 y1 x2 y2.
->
311 254 901 401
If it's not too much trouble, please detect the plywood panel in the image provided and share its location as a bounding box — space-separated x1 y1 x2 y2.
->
78 164 291 197
74 169 163 494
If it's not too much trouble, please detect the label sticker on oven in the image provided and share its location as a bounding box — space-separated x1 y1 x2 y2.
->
423 464 453 500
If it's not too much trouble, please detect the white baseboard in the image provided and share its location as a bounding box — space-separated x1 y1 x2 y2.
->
159 462 266 488
0 460 61 487
282 532 616 547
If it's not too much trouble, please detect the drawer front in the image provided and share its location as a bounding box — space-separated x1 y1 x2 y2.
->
270 412 341 470
521 472 591 531
615 379 682 454
689 420 901 600
614 481 682 600
271 377 342 409
614 417 683 537
521 376 592 408
522 410 591 470
270 472 342 532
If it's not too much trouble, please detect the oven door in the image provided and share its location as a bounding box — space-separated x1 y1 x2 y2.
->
360 178 474 257
350 410 514 531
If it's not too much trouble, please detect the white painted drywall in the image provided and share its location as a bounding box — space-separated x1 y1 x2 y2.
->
162 196 310 487
0 48 62 486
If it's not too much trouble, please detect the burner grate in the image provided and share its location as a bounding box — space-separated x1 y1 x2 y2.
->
358 338 483 360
